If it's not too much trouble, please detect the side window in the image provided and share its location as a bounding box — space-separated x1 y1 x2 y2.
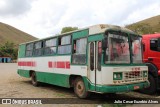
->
97 42 102 71
44 38 57 55
90 42 94 70
33 41 43 56
26 43 33 57
150 38 158 51
72 38 87 64
58 35 71 54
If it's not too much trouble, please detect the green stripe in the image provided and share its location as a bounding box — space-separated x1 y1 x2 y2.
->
17 69 70 88
72 29 88 39
88 34 104 42
17 69 30 78
83 77 149 93
36 72 70 88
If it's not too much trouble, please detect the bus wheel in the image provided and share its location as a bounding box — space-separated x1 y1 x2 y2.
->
74 77 90 98
31 72 39 87
140 74 156 94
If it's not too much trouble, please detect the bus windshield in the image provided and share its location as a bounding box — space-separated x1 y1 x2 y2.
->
105 33 130 64
131 36 143 63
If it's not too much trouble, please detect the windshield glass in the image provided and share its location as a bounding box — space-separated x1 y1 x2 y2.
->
132 36 143 63
105 33 130 64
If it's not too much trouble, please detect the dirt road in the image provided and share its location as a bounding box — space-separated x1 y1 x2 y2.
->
0 63 160 107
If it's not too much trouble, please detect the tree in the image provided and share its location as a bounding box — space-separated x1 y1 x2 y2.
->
0 41 18 59
61 27 78 34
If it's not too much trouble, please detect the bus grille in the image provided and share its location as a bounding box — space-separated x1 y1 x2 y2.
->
123 71 143 82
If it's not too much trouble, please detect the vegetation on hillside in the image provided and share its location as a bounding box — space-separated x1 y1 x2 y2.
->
126 15 160 35
126 23 154 35
61 27 78 34
0 41 18 60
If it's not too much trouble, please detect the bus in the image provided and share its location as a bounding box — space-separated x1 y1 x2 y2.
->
17 24 149 98
141 33 160 94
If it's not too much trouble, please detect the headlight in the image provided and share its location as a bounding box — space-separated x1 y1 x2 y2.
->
113 72 122 80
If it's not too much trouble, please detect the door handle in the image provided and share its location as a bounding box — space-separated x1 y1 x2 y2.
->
148 58 153 61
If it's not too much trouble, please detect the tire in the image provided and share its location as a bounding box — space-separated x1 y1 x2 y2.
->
140 74 156 94
74 77 90 98
31 72 39 87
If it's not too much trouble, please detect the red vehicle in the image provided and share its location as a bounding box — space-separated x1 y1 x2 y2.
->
142 33 160 94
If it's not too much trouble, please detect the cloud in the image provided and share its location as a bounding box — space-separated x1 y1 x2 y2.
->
121 1 160 25
0 0 159 38
0 0 33 16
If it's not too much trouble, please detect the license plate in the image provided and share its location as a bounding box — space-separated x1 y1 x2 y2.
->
134 86 140 90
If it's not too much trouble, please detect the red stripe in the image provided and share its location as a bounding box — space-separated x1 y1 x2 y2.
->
65 61 70 69
32 62 35 67
27 62 30 66
19 62 21 66
23 62 26 66
53 62 56 68
57 61 65 68
18 61 36 67
48 61 52 68
31 62 33 67
48 61 70 69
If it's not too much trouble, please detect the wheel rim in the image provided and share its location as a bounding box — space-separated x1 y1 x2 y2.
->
76 81 84 95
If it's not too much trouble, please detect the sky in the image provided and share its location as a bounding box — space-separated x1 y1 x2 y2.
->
0 0 160 39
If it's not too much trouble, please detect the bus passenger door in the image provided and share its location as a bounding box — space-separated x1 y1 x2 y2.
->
88 41 102 91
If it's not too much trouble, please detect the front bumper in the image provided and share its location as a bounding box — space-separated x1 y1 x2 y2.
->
88 81 150 93
89 81 149 93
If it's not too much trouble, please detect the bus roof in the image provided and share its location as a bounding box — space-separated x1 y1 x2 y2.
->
143 33 160 39
19 24 137 45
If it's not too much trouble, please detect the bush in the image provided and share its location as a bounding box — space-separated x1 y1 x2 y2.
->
0 41 18 60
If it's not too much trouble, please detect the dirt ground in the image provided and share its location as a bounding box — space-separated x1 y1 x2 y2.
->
0 63 160 107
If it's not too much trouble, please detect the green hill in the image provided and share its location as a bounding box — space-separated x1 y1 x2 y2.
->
0 22 37 46
126 15 160 34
